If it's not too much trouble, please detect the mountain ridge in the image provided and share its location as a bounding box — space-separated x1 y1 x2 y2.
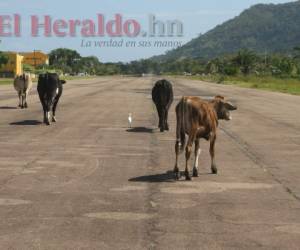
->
152 1 300 61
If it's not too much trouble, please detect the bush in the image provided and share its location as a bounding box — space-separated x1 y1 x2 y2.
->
23 64 35 73
224 65 238 76
217 75 225 84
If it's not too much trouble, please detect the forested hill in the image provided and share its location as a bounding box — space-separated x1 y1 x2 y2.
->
153 1 300 61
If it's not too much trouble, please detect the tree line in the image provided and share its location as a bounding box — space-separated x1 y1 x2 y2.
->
0 52 8 68
122 48 300 78
44 47 300 78
1 47 300 78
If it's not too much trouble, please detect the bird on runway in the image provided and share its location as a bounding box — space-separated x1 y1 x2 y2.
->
128 113 132 128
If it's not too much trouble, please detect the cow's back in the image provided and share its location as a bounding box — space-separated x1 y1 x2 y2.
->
13 76 25 92
176 96 218 136
152 79 173 107
24 75 33 92
38 73 60 96
14 74 32 92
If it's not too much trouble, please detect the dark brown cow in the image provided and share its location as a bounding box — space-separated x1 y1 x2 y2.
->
174 95 237 180
152 79 174 132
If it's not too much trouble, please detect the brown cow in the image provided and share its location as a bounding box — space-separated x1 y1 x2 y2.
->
174 95 237 180
14 73 33 109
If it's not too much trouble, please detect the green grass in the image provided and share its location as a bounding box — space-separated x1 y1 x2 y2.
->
0 78 13 85
188 75 300 95
62 75 98 81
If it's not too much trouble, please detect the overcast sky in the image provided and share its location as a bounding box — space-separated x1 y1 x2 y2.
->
0 0 295 62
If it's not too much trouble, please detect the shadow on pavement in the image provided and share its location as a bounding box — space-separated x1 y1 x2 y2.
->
129 170 213 183
129 171 177 183
0 106 18 110
126 127 156 133
10 120 42 126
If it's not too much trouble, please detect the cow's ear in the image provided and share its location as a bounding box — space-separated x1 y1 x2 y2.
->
224 102 237 111
60 80 66 84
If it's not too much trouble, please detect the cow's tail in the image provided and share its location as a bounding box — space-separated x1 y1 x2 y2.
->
176 97 186 153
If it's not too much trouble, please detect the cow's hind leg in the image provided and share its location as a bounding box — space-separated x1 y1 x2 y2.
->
44 102 51 125
155 104 163 131
19 91 25 109
159 107 165 132
185 133 195 181
164 109 169 131
45 104 51 126
39 94 50 125
174 140 181 180
193 139 201 177
18 91 22 108
52 96 60 122
21 93 25 109
24 92 28 108
160 108 167 132
210 134 217 174
42 106 48 124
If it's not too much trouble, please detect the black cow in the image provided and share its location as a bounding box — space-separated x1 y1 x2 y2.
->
37 73 66 125
152 79 174 132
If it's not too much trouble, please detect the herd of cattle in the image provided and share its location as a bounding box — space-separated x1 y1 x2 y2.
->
152 80 237 180
14 72 65 125
12 73 237 180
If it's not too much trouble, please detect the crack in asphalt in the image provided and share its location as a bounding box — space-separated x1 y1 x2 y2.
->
220 126 300 202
